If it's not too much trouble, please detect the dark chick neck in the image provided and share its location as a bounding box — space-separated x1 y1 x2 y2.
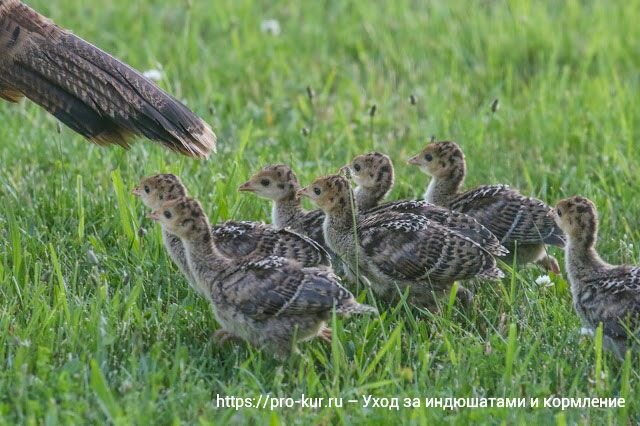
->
355 182 390 210
566 230 604 270
424 169 464 206
324 197 357 233
322 199 359 259
180 222 228 284
272 194 304 228
161 228 188 272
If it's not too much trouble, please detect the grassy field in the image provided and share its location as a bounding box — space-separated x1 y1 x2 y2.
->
1 0 640 423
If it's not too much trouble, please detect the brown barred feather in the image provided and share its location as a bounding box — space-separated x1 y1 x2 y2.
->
0 0 215 157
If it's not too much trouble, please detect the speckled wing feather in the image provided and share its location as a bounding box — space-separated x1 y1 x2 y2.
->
0 0 215 157
577 266 640 337
363 200 508 256
222 257 355 320
358 212 502 283
212 221 331 267
585 266 640 294
449 185 564 247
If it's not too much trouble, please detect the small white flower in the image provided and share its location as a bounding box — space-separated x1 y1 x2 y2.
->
260 19 281 35
535 275 552 287
143 69 164 82
119 379 133 393
87 249 100 265
580 327 595 337
16 337 31 348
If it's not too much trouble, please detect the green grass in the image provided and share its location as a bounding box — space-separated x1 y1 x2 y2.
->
1 0 639 423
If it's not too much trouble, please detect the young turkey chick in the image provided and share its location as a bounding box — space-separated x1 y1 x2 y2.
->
298 174 504 310
408 141 564 273
344 151 396 211
238 164 326 248
554 196 640 359
132 174 331 293
344 151 507 257
148 197 377 359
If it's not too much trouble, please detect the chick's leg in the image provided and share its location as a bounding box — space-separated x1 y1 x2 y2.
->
536 254 560 274
318 327 332 344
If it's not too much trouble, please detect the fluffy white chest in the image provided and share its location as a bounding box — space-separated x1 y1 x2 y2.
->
271 204 282 228
423 179 437 203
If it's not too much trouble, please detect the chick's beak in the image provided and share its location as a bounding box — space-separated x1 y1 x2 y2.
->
297 187 311 198
147 211 161 221
238 181 255 192
407 155 421 166
131 187 143 196
339 165 352 177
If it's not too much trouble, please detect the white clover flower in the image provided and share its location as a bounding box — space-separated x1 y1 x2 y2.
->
260 19 281 35
580 327 595 337
535 274 552 287
143 69 164 82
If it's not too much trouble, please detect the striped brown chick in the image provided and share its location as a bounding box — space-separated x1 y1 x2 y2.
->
238 164 327 250
298 174 504 311
133 174 331 297
408 141 564 273
343 151 507 258
148 196 376 359
554 196 640 359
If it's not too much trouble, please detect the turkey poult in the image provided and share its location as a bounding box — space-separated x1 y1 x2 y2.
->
343 151 508 257
408 141 564 273
148 196 377 359
0 0 215 157
238 164 326 248
298 174 504 310
553 196 640 359
343 151 396 211
132 174 331 295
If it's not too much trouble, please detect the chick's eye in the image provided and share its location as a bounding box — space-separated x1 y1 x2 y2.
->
260 179 270 187
314 187 321 195
354 164 361 172
144 185 150 193
424 154 433 162
556 208 562 217
163 211 172 219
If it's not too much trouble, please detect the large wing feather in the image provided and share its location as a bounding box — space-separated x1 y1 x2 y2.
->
0 0 215 157
450 185 564 247
358 212 501 283
578 266 640 339
212 221 331 267
363 199 508 257
225 257 353 320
